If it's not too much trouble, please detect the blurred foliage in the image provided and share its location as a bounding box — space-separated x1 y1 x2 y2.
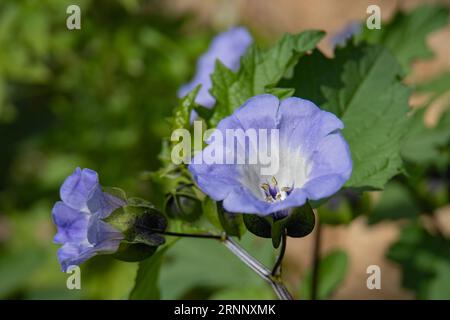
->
0 0 211 299
387 222 450 299
359 4 450 299
299 249 349 300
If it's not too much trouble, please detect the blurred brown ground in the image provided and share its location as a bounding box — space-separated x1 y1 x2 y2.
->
166 0 450 299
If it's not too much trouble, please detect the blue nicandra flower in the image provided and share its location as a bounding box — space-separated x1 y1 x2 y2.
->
330 22 361 49
178 26 253 109
189 94 352 216
52 168 125 271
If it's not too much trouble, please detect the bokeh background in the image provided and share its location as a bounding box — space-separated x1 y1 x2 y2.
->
0 0 449 299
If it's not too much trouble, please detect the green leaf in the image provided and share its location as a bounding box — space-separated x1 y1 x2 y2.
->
129 245 171 300
105 198 167 245
358 4 449 72
217 202 245 238
387 222 450 299
401 91 450 167
243 214 272 238
285 202 315 238
271 203 315 248
103 187 127 202
265 87 295 100
285 44 411 189
164 186 202 222
209 30 324 126
299 249 349 300
113 242 157 262
202 196 222 230
170 85 200 130
368 181 420 224
271 219 285 248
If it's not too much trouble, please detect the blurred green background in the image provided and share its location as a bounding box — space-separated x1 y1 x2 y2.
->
1 0 449 300
0 0 214 299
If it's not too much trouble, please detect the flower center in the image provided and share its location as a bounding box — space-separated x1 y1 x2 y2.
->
260 176 292 203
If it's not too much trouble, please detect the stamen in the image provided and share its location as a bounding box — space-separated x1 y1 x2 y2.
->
271 176 278 186
260 177 292 203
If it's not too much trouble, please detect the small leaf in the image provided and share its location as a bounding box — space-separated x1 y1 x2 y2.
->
105 198 168 246
134 230 166 247
202 196 222 230
129 245 172 300
299 249 349 299
217 202 245 238
113 242 157 262
103 187 127 202
193 104 214 120
265 87 295 100
243 214 272 238
170 85 200 131
285 202 315 238
271 219 285 248
270 203 315 248
164 186 202 222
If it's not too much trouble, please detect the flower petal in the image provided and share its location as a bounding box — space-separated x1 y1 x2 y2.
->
278 97 344 157
225 94 280 131
222 186 307 215
57 243 97 272
87 188 126 218
87 214 123 245
52 201 89 244
60 168 100 211
302 174 349 200
306 132 352 185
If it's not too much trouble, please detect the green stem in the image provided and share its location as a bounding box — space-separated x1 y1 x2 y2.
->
223 236 293 300
151 229 223 240
271 230 287 276
153 228 293 300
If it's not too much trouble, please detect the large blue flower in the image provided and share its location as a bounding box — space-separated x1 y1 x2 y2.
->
178 26 252 108
52 168 125 271
189 94 352 216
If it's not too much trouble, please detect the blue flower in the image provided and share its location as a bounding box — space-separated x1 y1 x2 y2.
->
178 26 252 109
52 168 125 271
189 94 352 216
330 22 361 49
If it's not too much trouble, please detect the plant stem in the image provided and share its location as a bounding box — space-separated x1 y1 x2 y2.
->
151 229 223 240
311 221 322 300
152 229 293 300
271 230 287 276
222 236 293 300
